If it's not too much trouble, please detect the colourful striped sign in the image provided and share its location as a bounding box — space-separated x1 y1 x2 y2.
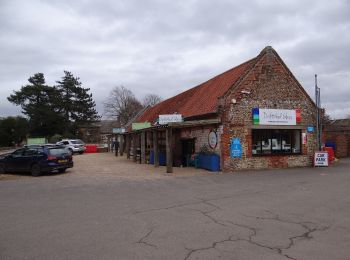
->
252 108 259 125
252 108 301 125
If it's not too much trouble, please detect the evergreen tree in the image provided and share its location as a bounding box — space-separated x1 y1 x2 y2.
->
7 73 63 136
55 71 100 134
0 116 29 146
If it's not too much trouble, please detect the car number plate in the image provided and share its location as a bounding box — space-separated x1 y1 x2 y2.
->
58 159 68 163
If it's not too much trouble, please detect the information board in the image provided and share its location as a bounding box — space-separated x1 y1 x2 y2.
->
314 152 328 167
230 138 242 158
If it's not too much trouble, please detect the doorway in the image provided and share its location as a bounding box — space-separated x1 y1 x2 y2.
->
181 138 195 167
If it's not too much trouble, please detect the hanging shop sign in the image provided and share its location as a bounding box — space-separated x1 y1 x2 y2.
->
208 131 218 149
252 108 301 125
314 151 329 167
230 138 242 158
159 114 183 125
112 128 125 134
132 122 151 130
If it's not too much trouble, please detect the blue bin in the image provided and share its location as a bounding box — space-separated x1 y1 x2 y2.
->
150 151 166 166
325 141 336 151
197 154 220 171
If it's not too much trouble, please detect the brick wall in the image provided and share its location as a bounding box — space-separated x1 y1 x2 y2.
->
180 126 221 155
220 48 317 172
324 132 350 157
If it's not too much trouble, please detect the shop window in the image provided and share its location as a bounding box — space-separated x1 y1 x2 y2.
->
252 129 301 156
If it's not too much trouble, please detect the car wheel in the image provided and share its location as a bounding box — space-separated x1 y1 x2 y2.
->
78 151 84 155
58 168 66 173
30 164 41 177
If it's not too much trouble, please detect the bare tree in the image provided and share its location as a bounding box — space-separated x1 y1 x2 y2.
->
103 86 143 126
320 109 332 126
322 113 332 125
142 94 162 107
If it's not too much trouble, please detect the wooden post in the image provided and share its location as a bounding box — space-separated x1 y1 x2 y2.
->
115 134 119 156
138 133 141 163
126 135 130 159
133 134 137 162
153 130 159 167
166 127 173 173
107 136 111 152
123 135 127 155
141 131 146 164
120 135 124 156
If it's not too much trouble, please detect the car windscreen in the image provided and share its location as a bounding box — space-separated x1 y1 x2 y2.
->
49 148 69 156
71 140 84 145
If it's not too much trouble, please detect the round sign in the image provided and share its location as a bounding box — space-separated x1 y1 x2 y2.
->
208 131 218 149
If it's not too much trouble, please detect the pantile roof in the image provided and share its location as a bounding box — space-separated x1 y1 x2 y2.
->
136 57 257 123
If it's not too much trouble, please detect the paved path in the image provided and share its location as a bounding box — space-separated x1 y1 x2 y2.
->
1 153 349 260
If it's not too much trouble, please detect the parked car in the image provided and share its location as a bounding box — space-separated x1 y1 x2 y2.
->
0 145 73 176
56 139 86 154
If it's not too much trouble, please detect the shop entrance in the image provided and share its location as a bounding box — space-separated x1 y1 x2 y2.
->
182 138 195 167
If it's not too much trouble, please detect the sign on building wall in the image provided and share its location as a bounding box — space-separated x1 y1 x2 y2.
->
132 122 151 130
159 114 182 125
252 108 301 125
302 132 307 145
307 126 314 133
208 131 218 149
230 138 242 158
314 152 329 167
112 128 125 134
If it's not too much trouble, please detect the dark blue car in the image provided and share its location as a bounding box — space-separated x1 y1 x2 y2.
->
0 145 73 176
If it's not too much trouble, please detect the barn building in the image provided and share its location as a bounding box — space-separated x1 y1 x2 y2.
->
120 46 318 172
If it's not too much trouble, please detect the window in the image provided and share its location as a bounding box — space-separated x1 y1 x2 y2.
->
252 129 301 155
49 148 68 156
71 140 84 144
24 149 38 156
12 149 25 157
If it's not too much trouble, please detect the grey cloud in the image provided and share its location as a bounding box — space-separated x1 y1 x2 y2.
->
0 0 349 119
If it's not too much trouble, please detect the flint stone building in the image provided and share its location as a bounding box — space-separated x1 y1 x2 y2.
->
125 46 318 172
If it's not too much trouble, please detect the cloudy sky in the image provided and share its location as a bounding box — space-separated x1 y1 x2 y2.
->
1 0 349 119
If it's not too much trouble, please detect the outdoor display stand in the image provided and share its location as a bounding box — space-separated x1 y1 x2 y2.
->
197 153 220 171
314 151 329 167
85 145 97 153
149 151 166 166
324 147 335 164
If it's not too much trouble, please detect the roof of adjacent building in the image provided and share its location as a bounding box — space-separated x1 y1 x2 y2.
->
136 57 257 123
329 119 350 126
83 120 120 134
325 119 350 131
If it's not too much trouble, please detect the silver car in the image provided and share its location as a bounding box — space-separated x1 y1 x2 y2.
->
57 139 86 154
